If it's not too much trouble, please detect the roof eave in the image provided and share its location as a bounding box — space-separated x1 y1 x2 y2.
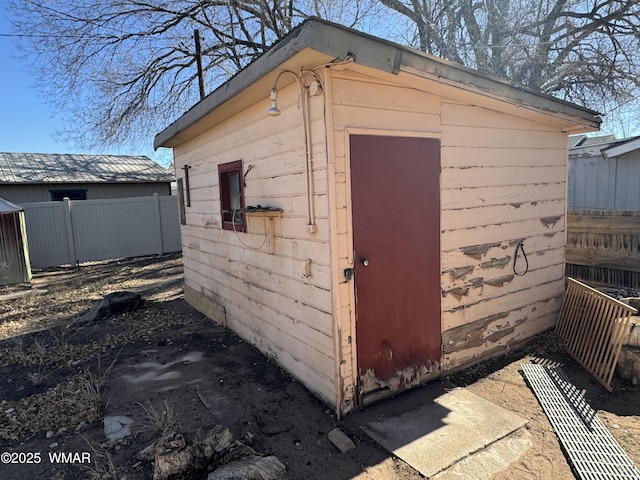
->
603 136 640 158
154 18 601 149
154 21 330 149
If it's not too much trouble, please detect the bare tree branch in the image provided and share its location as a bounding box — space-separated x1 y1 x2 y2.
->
10 0 639 150
8 0 383 150
382 0 640 126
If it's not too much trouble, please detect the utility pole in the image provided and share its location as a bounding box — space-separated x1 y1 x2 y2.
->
194 29 205 100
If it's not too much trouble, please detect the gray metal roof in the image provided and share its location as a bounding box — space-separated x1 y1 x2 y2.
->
0 152 174 184
155 17 601 149
569 134 640 158
569 134 617 148
568 135 587 148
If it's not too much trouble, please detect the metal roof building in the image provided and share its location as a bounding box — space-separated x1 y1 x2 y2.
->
0 153 174 203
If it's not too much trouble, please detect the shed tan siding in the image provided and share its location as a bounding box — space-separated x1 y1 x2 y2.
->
173 85 336 406
328 67 568 410
439 101 567 369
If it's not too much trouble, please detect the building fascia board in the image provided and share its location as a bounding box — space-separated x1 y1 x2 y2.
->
155 17 601 149
602 137 640 158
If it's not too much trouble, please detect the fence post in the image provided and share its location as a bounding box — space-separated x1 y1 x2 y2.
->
63 197 78 265
153 193 163 255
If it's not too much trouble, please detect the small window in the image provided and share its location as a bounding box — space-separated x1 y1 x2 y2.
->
218 160 245 231
50 189 87 201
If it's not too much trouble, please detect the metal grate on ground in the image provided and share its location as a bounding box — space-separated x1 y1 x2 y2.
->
522 364 640 480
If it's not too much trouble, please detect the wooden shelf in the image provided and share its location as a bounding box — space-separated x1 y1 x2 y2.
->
242 207 282 253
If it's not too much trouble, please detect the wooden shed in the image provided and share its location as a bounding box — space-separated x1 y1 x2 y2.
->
0 197 31 285
155 18 600 415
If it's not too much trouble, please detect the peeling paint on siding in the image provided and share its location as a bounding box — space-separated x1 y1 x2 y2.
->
443 279 483 295
540 216 561 227
360 360 441 394
341 383 354 414
443 312 508 351
444 286 470 298
483 275 514 287
461 242 502 259
443 312 526 354
446 265 475 280
479 257 511 269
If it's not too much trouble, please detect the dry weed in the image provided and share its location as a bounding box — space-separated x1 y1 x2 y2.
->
0 255 185 445
83 439 118 480
138 399 178 434
0 261 9 287
61 370 105 422
2 335 61 367
9 337 27 363
0 358 116 441
4 336 46 366
26 359 48 386
32 337 47 361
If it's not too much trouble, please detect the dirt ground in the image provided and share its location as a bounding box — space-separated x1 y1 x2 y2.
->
0 253 638 479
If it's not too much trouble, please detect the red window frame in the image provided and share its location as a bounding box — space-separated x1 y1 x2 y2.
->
218 160 245 231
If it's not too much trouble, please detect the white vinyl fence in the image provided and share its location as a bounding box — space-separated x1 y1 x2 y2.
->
22 194 181 268
568 153 640 210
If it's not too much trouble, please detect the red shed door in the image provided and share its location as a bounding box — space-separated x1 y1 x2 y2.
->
350 135 441 402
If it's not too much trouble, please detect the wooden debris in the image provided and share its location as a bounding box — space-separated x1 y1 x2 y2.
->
154 447 196 480
141 425 287 480
616 318 640 385
207 455 287 480
77 291 144 324
556 278 637 391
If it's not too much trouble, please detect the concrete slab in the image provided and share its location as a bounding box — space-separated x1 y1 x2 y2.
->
327 428 356 453
434 428 532 479
361 387 528 478
195 381 240 426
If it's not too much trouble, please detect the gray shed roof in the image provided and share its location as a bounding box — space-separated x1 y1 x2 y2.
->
603 135 640 158
569 134 617 148
0 196 23 212
156 17 601 149
0 152 174 184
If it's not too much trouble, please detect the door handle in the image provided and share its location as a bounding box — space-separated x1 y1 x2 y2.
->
359 256 369 267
